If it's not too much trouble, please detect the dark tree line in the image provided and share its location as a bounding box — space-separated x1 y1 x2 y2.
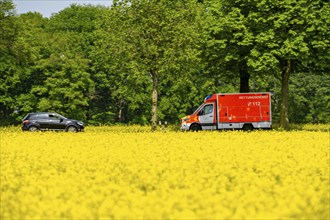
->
1 0 329 129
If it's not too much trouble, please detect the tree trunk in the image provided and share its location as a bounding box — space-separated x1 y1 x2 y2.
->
239 61 250 93
151 69 158 131
280 59 291 130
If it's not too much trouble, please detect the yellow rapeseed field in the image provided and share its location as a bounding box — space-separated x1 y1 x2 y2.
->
1 126 329 219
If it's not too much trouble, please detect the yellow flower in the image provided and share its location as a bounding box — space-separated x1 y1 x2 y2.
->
0 127 329 219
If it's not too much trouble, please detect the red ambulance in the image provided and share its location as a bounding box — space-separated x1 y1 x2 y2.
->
180 93 272 131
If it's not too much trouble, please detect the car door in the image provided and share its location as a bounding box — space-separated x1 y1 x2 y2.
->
198 104 215 130
48 113 65 130
36 113 51 129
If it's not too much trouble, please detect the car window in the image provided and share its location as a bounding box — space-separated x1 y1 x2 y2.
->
204 104 213 114
49 114 61 120
36 113 49 119
23 114 35 120
198 104 213 116
29 114 36 120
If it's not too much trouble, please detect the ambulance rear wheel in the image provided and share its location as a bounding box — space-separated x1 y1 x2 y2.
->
190 124 201 131
243 124 254 131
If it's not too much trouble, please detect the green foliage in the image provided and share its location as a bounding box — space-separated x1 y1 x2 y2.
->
204 0 330 128
0 2 43 123
289 72 330 123
0 0 329 126
93 0 205 126
32 51 93 120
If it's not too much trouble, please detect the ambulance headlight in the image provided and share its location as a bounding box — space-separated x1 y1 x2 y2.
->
183 116 191 123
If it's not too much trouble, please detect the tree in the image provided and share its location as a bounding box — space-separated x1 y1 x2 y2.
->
206 0 330 129
106 0 204 130
13 12 49 118
205 0 257 93
289 72 330 123
0 0 19 123
30 5 102 120
32 48 93 119
91 6 152 124
248 0 330 129
0 1 45 123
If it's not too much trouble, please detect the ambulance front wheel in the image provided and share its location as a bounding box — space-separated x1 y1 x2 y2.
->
190 124 201 131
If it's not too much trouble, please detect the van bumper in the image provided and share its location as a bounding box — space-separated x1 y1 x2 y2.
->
180 123 190 131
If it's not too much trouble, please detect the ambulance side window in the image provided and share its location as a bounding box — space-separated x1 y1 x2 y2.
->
198 104 213 116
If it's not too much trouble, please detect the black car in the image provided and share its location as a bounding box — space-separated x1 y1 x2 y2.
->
22 112 84 132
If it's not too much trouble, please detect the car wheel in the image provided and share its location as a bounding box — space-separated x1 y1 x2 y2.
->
190 124 201 132
28 126 39 132
67 126 78 132
243 124 254 131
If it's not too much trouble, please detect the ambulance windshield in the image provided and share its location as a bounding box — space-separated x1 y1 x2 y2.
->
193 104 204 115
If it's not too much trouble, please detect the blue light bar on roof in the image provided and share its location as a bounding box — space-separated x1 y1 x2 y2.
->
204 94 213 101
